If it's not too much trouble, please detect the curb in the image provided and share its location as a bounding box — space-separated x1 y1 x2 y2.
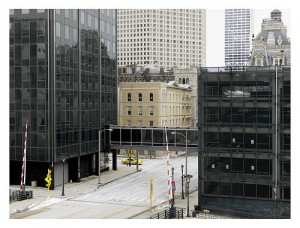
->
10 169 139 217
129 189 198 219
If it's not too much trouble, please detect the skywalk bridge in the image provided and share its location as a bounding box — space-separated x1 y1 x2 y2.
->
108 125 198 153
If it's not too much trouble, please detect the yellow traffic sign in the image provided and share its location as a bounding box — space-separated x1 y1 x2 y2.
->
45 169 52 189
45 176 52 183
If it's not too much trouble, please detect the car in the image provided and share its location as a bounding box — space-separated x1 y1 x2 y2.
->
121 157 143 165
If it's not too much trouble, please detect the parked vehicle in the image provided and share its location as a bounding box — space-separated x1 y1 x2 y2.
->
121 158 143 165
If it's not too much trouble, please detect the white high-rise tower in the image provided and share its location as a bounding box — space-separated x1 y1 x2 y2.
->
225 9 253 69
117 9 206 70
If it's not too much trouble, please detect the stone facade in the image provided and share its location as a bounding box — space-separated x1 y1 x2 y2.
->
119 81 192 127
248 9 290 66
173 66 198 127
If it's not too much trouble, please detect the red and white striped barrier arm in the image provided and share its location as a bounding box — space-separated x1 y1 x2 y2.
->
20 123 28 190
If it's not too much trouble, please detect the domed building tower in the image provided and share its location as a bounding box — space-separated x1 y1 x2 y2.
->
249 9 290 66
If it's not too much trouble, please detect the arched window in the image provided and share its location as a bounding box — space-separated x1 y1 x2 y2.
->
186 78 189 84
150 93 153 101
182 78 186 84
138 93 142 101
257 59 261 66
179 78 182 84
128 93 131 101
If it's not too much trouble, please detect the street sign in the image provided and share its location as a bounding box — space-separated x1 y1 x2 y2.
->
171 181 176 192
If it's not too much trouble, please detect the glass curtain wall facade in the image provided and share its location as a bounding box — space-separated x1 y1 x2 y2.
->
197 67 290 218
9 9 117 187
10 10 50 185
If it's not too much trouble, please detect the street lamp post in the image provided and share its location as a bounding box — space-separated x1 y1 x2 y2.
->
184 174 193 217
171 132 188 195
172 131 193 217
98 128 113 184
181 164 184 199
62 158 65 196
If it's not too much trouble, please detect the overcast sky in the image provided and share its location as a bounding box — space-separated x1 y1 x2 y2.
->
3 1 292 68
206 9 291 67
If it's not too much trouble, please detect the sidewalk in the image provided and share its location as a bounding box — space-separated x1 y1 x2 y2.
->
130 189 198 219
10 158 199 219
9 163 137 217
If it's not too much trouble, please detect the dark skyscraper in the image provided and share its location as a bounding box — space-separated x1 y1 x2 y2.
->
197 66 290 218
9 9 117 187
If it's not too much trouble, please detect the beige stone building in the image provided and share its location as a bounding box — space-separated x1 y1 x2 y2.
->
173 66 198 127
118 81 192 157
119 81 192 127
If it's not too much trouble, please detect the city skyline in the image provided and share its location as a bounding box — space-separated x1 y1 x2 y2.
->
2 0 297 225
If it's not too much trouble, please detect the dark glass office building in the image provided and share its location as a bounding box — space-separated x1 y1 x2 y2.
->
197 66 290 218
9 9 117 187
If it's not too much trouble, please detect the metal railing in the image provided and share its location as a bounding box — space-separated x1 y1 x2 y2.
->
149 207 186 219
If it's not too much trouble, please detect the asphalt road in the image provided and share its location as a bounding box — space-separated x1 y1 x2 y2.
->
22 155 198 219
